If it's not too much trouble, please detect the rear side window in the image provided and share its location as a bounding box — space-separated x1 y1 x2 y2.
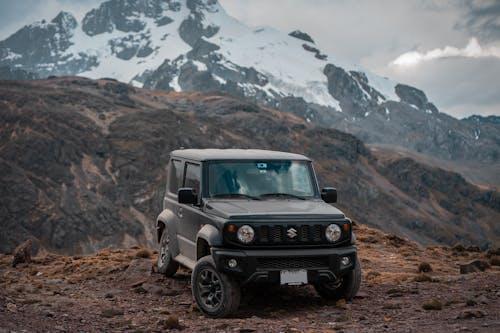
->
168 159 183 194
184 163 201 195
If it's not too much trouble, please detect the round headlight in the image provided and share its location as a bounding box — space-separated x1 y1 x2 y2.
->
325 224 342 242
237 225 255 244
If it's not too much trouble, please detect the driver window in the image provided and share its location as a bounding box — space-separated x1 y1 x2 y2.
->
184 163 201 196
168 159 183 194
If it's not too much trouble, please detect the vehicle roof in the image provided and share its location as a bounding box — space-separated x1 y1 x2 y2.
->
170 149 311 161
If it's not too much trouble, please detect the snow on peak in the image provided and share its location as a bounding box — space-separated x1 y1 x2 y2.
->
0 0 398 110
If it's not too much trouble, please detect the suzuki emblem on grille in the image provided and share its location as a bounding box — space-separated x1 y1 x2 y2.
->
287 228 298 238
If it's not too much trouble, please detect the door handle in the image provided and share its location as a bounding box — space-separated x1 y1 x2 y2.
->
177 207 183 218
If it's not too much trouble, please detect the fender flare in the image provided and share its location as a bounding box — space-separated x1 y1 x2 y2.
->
197 224 223 248
156 209 180 258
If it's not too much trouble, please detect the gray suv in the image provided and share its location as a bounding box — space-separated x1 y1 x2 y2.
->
156 149 361 317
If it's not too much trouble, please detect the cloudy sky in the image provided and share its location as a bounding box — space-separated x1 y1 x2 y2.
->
0 0 499 118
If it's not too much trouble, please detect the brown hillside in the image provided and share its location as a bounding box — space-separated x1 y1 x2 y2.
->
0 77 499 253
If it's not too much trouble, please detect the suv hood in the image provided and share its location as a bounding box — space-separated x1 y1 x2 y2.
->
204 199 345 220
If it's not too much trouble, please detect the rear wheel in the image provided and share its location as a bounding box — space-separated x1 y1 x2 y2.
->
157 227 179 277
191 256 241 318
314 260 361 301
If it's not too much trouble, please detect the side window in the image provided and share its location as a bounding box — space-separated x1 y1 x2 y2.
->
168 159 183 194
184 163 201 195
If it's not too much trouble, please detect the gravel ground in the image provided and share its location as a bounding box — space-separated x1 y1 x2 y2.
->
1 225 499 332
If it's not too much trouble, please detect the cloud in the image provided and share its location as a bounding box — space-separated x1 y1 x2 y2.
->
458 0 500 42
391 38 500 67
385 54 500 118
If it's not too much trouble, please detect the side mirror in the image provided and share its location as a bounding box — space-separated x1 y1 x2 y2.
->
321 187 337 203
178 187 198 205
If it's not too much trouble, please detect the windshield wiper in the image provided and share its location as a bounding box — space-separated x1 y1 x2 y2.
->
259 193 306 200
212 193 262 200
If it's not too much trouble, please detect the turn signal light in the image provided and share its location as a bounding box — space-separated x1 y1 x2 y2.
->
226 224 238 233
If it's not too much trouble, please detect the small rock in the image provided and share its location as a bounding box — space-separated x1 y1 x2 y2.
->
476 295 489 304
104 292 114 299
413 274 432 282
101 308 124 318
422 299 442 310
335 299 347 309
6 303 17 313
457 310 487 319
386 288 404 295
418 262 433 273
489 256 500 266
459 260 490 274
466 299 477 306
159 315 180 329
190 303 199 313
382 302 401 310
133 286 147 294
42 310 55 318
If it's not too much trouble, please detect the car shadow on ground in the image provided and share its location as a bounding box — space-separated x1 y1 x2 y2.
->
236 284 340 318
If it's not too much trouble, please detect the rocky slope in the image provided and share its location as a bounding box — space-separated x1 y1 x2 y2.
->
0 224 499 332
0 0 499 172
1 77 499 254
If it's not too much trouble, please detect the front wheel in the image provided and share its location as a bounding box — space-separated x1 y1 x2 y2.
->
191 256 241 318
157 227 179 277
314 260 361 301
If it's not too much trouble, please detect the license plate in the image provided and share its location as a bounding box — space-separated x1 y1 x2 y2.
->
280 269 308 285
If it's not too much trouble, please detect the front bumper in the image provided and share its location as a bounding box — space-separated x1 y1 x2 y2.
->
211 246 357 285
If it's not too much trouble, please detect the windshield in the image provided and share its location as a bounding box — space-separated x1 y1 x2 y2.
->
207 160 317 199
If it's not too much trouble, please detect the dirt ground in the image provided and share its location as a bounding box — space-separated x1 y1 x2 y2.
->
1 224 499 332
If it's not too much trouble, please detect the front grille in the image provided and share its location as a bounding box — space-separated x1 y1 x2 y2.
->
255 224 325 245
257 256 329 269
224 220 350 247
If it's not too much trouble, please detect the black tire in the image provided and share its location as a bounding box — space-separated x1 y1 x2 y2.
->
314 260 361 301
157 227 179 277
191 256 241 318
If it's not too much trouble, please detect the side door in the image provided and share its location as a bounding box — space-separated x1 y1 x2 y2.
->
176 161 202 261
163 159 184 252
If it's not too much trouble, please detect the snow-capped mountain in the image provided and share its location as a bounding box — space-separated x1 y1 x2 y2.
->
0 0 395 108
1 0 499 168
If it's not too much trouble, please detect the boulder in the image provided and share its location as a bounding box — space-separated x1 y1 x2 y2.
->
457 310 487 319
459 259 490 274
12 239 34 268
121 258 152 287
422 299 442 310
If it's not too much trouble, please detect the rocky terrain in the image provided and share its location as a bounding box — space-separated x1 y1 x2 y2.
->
1 77 499 254
1 224 499 332
1 0 499 177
